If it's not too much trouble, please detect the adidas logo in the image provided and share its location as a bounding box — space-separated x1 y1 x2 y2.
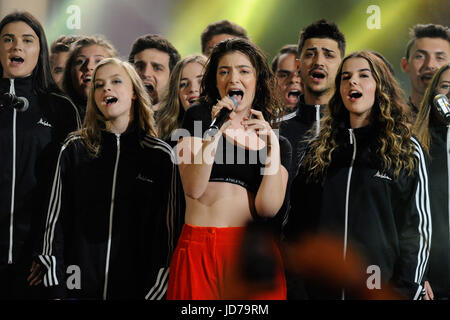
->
374 171 392 181
136 173 154 183
37 118 52 128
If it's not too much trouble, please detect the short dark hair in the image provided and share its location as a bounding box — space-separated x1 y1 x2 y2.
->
0 11 58 94
201 20 248 55
271 44 298 73
128 34 180 72
405 24 450 60
50 35 80 54
298 19 346 58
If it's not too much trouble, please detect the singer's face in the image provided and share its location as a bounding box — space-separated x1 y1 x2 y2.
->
0 21 40 78
216 51 256 112
402 37 450 97
71 45 110 100
339 57 376 129
436 68 450 98
133 48 171 105
179 61 204 111
299 38 341 98
275 52 302 110
93 63 135 133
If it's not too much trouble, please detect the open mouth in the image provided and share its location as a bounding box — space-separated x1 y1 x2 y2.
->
228 89 244 104
187 96 199 105
83 76 92 84
311 69 326 80
10 56 24 64
286 89 300 104
145 84 154 93
104 96 118 105
420 74 434 82
349 90 363 101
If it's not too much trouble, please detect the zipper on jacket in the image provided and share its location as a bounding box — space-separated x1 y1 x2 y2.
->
315 105 321 136
342 128 356 300
103 134 121 300
8 79 16 264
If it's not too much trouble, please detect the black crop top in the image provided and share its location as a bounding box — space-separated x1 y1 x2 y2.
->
181 103 292 194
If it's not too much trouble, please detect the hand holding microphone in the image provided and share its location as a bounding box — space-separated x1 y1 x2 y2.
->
205 95 238 138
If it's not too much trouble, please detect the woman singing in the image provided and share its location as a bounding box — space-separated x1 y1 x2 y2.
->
30 58 182 299
0 11 79 299
413 63 450 300
62 35 118 120
167 38 291 300
157 54 206 146
284 51 431 300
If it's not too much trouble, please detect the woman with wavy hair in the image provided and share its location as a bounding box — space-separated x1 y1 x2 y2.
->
284 50 431 300
157 54 206 145
30 58 182 299
167 38 291 300
413 63 450 300
62 35 118 120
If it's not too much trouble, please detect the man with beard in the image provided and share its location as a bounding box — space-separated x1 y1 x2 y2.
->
129 34 180 116
279 19 346 180
401 23 449 124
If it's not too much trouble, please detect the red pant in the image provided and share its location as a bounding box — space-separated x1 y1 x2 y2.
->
166 224 286 300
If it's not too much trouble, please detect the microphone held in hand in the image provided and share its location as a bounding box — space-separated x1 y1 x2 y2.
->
0 93 29 112
204 96 238 138
433 94 450 122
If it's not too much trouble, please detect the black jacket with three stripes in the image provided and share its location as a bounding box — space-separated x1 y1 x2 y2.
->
423 123 450 298
284 123 431 300
0 77 80 268
36 127 184 299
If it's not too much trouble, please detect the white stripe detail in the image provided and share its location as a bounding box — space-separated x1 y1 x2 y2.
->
8 79 16 264
145 267 169 300
410 137 432 295
103 133 121 300
39 136 81 287
342 128 356 300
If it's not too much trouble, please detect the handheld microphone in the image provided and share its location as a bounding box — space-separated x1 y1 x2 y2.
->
204 96 238 138
0 93 29 112
433 94 450 121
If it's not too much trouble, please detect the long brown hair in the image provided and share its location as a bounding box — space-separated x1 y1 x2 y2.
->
413 63 450 154
157 54 206 141
303 51 416 180
72 58 156 156
62 35 118 103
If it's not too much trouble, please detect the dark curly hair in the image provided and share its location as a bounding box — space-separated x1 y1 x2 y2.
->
199 38 280 127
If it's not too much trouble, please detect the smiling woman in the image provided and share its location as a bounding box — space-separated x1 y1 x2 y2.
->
0 11 79 299
31 58 183 300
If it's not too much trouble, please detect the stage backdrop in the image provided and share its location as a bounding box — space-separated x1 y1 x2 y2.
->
0 0 449 93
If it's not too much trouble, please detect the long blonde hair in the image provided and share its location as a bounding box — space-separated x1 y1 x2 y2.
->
72 58 156 156
413 63 450 154
303 51 416 181
157 54 206 141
